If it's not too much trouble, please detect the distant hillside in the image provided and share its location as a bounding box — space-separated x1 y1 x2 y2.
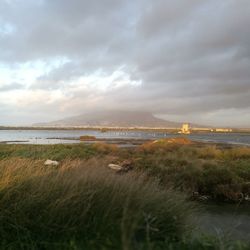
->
35 110 185 128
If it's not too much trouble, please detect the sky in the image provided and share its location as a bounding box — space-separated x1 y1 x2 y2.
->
0 0 250 127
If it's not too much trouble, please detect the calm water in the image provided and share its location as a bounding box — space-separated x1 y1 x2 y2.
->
0 129 250 146
194 204 250 242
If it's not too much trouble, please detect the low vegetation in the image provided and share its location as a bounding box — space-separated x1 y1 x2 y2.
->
0 140 250 249
80 135 97 141
0 143 116 161
0 158 192 249
0 140 250 203
135 140 250 202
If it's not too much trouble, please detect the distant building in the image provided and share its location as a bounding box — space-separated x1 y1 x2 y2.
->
179 123 191 134
215 128 232 132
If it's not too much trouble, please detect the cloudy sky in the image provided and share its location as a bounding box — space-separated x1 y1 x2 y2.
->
0 0 250 127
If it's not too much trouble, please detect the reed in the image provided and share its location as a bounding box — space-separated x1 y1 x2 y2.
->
0 158 191 249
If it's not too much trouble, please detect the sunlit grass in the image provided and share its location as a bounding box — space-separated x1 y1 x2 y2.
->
0 142 250 249
0 158 192 249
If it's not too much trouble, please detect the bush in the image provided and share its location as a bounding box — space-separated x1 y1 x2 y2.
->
92 142 118 154
195 146 222 159
224 147 250 160
138 138 193 154
80 135 97 141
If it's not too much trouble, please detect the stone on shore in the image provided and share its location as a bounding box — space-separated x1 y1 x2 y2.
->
107 160 134 173
108 163 123 171
44 159 59 166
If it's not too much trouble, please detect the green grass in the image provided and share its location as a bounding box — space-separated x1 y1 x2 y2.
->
134 143 250 202
0 158 193 249
0 143 117 161
0 142 250 249
0 143 250 202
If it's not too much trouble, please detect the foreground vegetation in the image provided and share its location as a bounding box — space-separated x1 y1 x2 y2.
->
0 140 250 249
1 140 250 202
0 159 192 249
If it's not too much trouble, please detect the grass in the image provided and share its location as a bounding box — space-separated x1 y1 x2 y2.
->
0 141 250 249
134 142 250 202
0 143 117 161
0 158 193 249
0 142 250 202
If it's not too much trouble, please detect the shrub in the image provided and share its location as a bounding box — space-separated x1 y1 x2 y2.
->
195 146 222 159
80 135 97 141
138 138 193 154
92 142 118 154
224 147 250 160
197 163 240 198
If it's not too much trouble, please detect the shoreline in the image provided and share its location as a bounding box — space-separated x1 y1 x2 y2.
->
1 137 250 147
1 126 250 134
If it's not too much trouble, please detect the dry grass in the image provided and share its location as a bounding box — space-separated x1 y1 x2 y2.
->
1 142 250 203
0 142 250 249
138 137 193 153
91 142 118 154
0 157 192 249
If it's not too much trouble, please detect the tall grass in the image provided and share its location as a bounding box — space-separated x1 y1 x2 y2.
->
0 158 192 249
0 143 250 249
1 143 250 202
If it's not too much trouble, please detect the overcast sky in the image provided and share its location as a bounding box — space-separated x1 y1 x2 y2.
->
0 0 250 127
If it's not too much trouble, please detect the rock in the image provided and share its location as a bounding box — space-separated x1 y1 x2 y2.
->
244 195 250 201
107 160 133 173
108 163 123 171
44 159 59 166
198 195 210 201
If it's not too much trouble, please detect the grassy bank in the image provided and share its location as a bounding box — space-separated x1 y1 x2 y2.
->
0 141 250 249
1 141 249 202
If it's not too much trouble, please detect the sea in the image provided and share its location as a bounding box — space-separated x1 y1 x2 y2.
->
0 129 250 146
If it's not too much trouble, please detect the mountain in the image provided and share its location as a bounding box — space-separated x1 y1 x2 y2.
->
34 110 185 128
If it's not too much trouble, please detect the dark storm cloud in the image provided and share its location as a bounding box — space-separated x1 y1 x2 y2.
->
0 0 250 126
0 0 136 63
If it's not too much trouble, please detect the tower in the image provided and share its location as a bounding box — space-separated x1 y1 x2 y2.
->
181 123 190 134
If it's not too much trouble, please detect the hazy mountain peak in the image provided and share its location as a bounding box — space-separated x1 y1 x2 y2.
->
35 110 183 128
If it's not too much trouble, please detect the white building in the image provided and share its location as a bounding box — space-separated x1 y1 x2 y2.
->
179 123 191 134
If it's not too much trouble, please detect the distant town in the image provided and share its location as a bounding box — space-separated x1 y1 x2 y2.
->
0 124 249 134
178 123 233 134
